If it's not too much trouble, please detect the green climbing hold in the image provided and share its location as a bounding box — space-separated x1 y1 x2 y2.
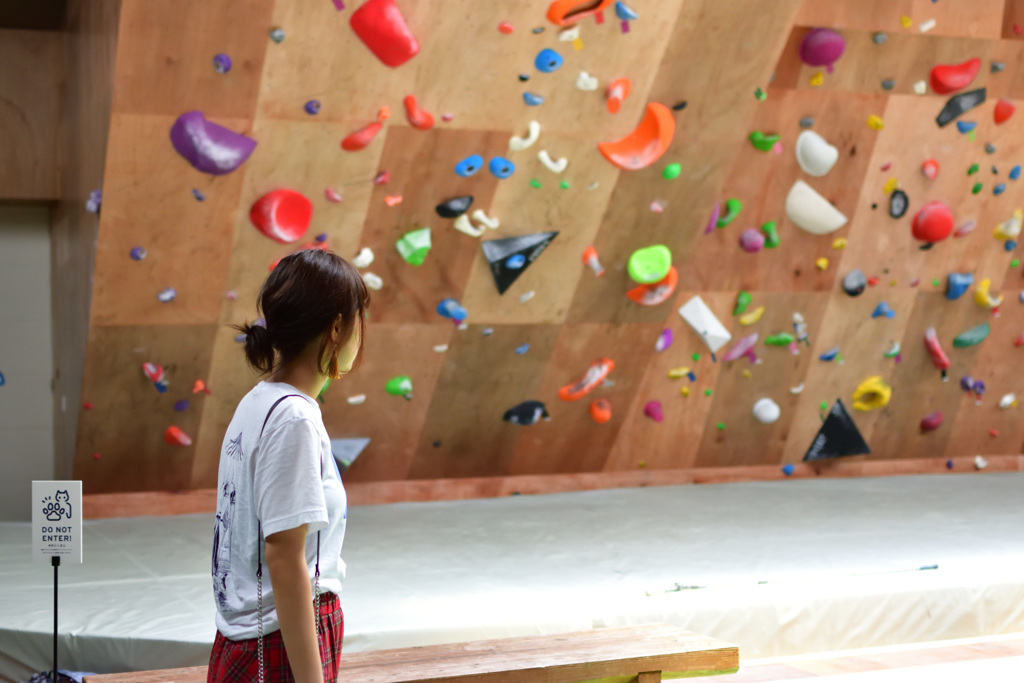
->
691 352 700 362
704 389 713 396
932 278 940 287
819 401 828 412
748 131 780 152
716 422 726 430
968 163 979 175
761 221 780 248
972 182 983 194
765 333 795 346
733 291 752 316
754 88 767 101
953 322 990 348
530 178 542 188
395 227 432 266
716 198 742 228
1012 259 1020 268
627 245 672 284
663 163 681 180
559 179 570 189
317 378 331 402
385 375 413 398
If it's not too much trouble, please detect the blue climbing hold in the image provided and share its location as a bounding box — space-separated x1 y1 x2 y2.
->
515 343 530 355
946 272 973 300
505 254 526 269
436 298 468 322
782 463 795 476
534 48 563 73
615 1 638 20
174 400 189 411
956 121 977 133
819 347 841 361
455 154 484 177
192 189 206 201
1011 165 1021 180
946 459 954 469
489 156 516 179
994 183 1007 195
523 92 545 106
0 371 4 386
304 100 321 115
1006 240 1017 251
871 301 895 319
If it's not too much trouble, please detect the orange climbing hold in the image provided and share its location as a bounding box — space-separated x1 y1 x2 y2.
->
606 77 631 114
546 0 615 26
164 425 192 447
995 98 1016 125
929 57 980 95
589 398 612 424
403 95 434 130
597 102 676 170
341 108 390 151
558 358 614 401
921 159 939 180
626 266 678 306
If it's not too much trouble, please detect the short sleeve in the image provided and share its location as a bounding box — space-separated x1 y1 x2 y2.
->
254 416 328 538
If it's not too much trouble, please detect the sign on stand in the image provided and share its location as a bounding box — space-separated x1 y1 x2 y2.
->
32 481 82 563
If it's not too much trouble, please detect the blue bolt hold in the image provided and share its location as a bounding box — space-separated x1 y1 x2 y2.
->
871 301 895 318
489 156 515 179
505 254 526 269
192 189 206 201
995 183 1007 195
1011 165 1021 180
819 346 841 361
946 459 954 470
515 343 530 355
1006 240 1018 251
454 154 484 177
956 121 977 133
436 298 467 322
523 92 545 106
615 1 638 20
946 272 973 300
782 463 795 476
534 48 563 73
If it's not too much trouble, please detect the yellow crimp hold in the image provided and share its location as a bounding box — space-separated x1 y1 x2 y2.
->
681 386 690 397
739 306 764 326
883 177 898 194
867 115 885 130
667 367 690 379
852 375 892 411
974 278 1003 309
741 369 752 379
815 257 829 270
900 15 913 28
993 208 1023 241
889 279 898 286
809 72 824 87
832 237 848 250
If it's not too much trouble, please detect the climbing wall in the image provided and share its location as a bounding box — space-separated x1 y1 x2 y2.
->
76 0 1024 505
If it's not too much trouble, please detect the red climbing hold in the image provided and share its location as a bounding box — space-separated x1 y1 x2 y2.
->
342 108 389 151
497 21 514 34
995 99 1016 125
250 189 313 244
403 95 434 130
921 159 939 180
164 425 193 447
911 201 953 243
920 411 943 432
349 0 420 68
928 57 980 95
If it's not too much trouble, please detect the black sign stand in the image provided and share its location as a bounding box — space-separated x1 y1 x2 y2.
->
52 555 59 683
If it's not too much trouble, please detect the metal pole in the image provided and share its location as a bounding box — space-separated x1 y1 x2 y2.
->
52 555 59 683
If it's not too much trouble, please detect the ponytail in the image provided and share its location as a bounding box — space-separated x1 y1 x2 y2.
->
238 321 275 374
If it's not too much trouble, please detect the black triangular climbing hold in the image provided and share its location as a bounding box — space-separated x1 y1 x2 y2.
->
935 88 986 128
802 399 871 461
481 231 558 295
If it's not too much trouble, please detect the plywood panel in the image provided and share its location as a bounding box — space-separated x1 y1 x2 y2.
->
795 0 1005 39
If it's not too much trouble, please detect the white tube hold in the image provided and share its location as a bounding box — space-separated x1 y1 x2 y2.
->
538 150 568 173
353 247 374 268
347 394 367 405
472 209 500 230
509 120 541 152
453 214 485 237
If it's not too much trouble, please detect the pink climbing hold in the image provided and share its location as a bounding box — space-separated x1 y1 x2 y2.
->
929 57 981 95
798 28 846 74
739 228 765 253
250 189 313 244
643 400 664 422
911 201 954 243
920 411 943 432
349 0 420 67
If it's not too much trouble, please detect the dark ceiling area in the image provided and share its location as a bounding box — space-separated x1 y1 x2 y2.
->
0 0 67 31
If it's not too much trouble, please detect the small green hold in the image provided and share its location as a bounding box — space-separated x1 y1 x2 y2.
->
704 389 713 397
953 322 990 348
932 278 941 287
819 401 828 412
968 163 980 175
754 88 767 101
1012 259 1020 268
691 352 701 362
968 130 977 142
972 182 983 194
765 333 795 346
317 378 331 402
749 131 780 152
385 375 414 399
733 291 752 316
761 221 780 248
717 198 742 228
716 422 726 430
559 179 570 189
663 163 681 180
530 178 542 188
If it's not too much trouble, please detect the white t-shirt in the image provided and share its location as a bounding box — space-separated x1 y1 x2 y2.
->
212 381 347 640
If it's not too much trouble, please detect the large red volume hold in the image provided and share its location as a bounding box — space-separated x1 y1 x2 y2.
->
911 201 953 242
929 57 981 95
250 189 313 244
350 0 420 68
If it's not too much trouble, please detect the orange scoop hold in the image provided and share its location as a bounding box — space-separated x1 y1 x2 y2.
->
546 0 615 26
558 358 614 401
626 266 678 306
598 103 675 170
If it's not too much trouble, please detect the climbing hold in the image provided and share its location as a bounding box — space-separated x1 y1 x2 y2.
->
889 189 909 218
507 254 526 269
627 245 672 284
605 77 632 115
352 247 374 269
851 376 892 411
1000 393 1017 409
558 25 581 44
765 333 795 346
164 426 192 447
953 323 990 348
582 246 604 276
643 401 663 422
930 57 981 94
341 109 389 151
455 154 484 177
995 98 1015 125
523 92 545 106
799 117 815 128
752 398 780 424
754 87 767 101
883 341 901 359
269 27 285 43
482 232 558 294
170 111 256 175
920 412 943 432
782 463 795 476
535 48 563 73
489 156 515 178
733 292 752 316
130 246 147 261
721 333 760 363
795 130 838 177
472 209 499 230
799 28 846 73
832 237 847 249
453 214 485 238
538 150 568 173
678 295 732 352
212 53 232 74
994 209 1022 240
653 329 674 353
738 228 764 253
867 115 884 130
953 221 976 240
509 121 540 151
546 0 615 26
558 358 614 401
385 375 413 399
436 298 468 323
503 400 550 426
575 71 599 90
304 100 321 115
1012 166 1022 180
911 201 953 243
976 455 989 469
992 61 1006 73
921 159 939 179
325 187 343 203
589 399 612 424
819 347 842 362
435 195 473 218
872 32 887 44
946 272 973 300
663 163 681 180
143 362 168 392
403 95 434 130
871 302 895 319
956 120 977 134
785 180 847 235
761 222 780 248
972 182 983 194
935 88 986 127
881 79 895 91
749 131 780 152
498 21 514 34
738 306 764 326
349 0 420 67
395 227 432 265
250 190 313 244
717 198 742 228
973 278 1002 309
924 327 950 376
626 267 678 306
597 103 675 170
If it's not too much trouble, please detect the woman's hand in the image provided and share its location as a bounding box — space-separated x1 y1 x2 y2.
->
265 525 324 683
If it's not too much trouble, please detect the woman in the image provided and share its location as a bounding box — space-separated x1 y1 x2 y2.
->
208 249 369 683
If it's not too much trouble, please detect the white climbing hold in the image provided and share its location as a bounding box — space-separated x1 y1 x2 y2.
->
999 393 1017 409
913 80 927 95
919 18 936 33
453 213 486 237
575 71 599 91
472 208 500 230
538 150 568 173
520 290 535 303
789 384 805 394
558 25 580 42
974 455 988 470
752 397 781 424
347 394 367 405
362 272 383 290
784 179 848 235
353 247 374 268
795 130 838 177
509 120 541 152
433 344 448 353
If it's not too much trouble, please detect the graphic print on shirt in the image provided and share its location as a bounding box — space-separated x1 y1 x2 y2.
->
212 431 243 609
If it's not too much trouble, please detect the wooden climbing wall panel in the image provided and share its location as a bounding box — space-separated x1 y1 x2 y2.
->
76 0 1024 501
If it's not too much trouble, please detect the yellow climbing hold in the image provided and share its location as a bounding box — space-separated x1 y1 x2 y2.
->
852 375 892 411
867 115 885 130
738 306 764 326
680 386 690 397
638 459 647 468
832 237 848 250
809 72 824 87
883 177 898 194
974 278 1003 309
815 257 829 271
667 367 690 379
889 279 898 286
900 15 913 29
741 369 752 379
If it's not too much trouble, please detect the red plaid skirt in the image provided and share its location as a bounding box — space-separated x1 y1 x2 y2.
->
208 593 343 683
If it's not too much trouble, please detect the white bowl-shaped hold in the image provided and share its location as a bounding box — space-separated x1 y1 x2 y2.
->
753 397 781 424
785 180 848 235
795 130 838 177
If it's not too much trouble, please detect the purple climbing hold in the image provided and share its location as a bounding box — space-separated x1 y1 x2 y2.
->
304 100 321 115
799 28 846 74
169 111 257 175
739 228 765 253
212 53 232 73
656 328 673 352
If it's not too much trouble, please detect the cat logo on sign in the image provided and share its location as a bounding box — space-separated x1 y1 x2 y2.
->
32 481 82 563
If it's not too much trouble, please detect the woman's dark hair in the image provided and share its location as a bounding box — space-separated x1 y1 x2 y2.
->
236 249 370 376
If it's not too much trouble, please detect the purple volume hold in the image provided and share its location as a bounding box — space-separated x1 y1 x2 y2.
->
799 28 846 74
169 111 257 175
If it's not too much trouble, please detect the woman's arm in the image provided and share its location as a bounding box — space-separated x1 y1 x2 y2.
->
265 525 324 683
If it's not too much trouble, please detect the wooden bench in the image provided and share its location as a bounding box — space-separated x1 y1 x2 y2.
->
83 624 738 682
